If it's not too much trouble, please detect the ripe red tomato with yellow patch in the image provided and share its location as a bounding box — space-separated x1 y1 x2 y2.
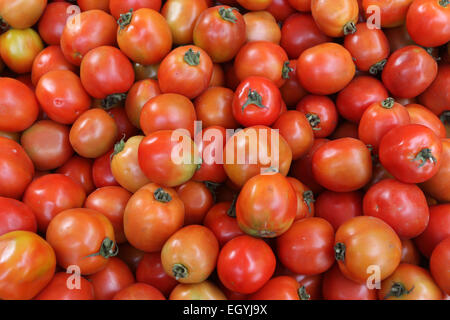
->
169 281 226 300
0 0 47 29
311 0 359 37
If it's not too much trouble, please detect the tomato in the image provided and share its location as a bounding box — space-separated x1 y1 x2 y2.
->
362 0 414 27
217 235 276 294
288 0 312 11
110 0 162 20
31 46 77 87
69 108 118 159
379 124 442 184
56 155 95 195
0 28 43 74
162 0 209 45
92 150 119 188
209 63 225 87
203 202 245 247
0 197 36 236
406 0 450 48
296 95 338 138
107 106 139 141
274 264 323 300
20 120 73 171
311 0 359 37
113 283 165 300
46 208 117 275
87 257 135 300
37 2 72 45
176 181 214 225
123 183 184 252
331 121 359 139
194 87 239 129
136 252 178 297
0 231 55 300
237 0 272 10
419 64 450 116
286 177 315 220
193 6 246 63
383 25 414 54
85 186 132 244
334 216 402 284
421 139 450 202
235 41 290 88
322 264 377 300
133 62 160 81
268 0 296 21
358 98 410 151
277 217 335 275
430 237 450 295
401 239 421 265
279 60 308 108
0 0 47 29
80 46 135 100
315 191 362 231
378 263 442 300
312 138 372 192
161 225 219 283
297 43 355 95
140 93 197 136
406 104 446 139
281 13 331 59
117 243 144 273
382 46 438 99
78 0 109 12
223 125 292 187
232 76 282 127
0 137 34 199
117 8 172 66
415 204 450 258
125 79 161 129
60 9 116 66
248 276 303 300
0 77 39 132
170 281 227 300
34 272 94 300
111 136 151 193
243 11 281 44
159 46 213 99
138 130 199 187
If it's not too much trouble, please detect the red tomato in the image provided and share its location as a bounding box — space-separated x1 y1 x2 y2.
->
384 24 415 53
176 181 214 225
80 46 135 100
113 283 165 300
35 70 91 125
378 124 442 184
331 121 359 139
85 186 132 244
288 0 312 11
296 95 338 138
77 0 110 12
430 237 450 295
311 0 359 37
0 77 39 132
421 139 450 203
56 155 95 195
322 264 377 300
0 197 37 236
217 235 276 294
37 1 72 45
277 217 335 275
268 0 296 21
286 177 315 220
117 243 145 273
243 11 281 44
60 9 117 66
279 60 308 108
117 8 172 66
106 106 139 141
110 0 162 20
0 0 47 29
92 150 119 188
382 46 438 99
209 63 226 87
249 276 305 300
34 272 95 300
169 281 227 300
237 0 272 10
136 252 178 297
125 79 161 129
232 76 282 127
274 264 323 300
87 257 135 300
315 191 363 231
401 239 422 265
297 43 355 95
362 0 414 27
418 64 450 116
406 104 446 139
415 204 450 258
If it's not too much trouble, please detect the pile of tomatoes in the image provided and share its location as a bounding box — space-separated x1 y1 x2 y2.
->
0 0 449 301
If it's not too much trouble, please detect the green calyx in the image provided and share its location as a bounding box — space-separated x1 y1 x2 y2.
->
218 7 237 23
343 22 357 35
227 194 238 218
381 97 395 109
298 286 311 300
118 9 133 30
84 237 118 259
282 61 293 79
439 0 448 7
101 93 127 110
303 190 315 214
184 48 201 66
440 111 450 124
369 59 387 75
306 113 321 131
154 188 172 203
203 181 222 202
412 148 437 168
111 136 126 160
384 283 415 299
334 242 346 261
172 264 189 280
242 89 267 111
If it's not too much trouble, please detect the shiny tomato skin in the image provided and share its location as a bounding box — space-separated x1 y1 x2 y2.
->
0 0 47 29
113 283 166 300
77 0 110 12
418 64 450 116
315 191 363 231
401 239 422 265
125 79 161 129
92 150 119 188
123 183 185 253
106 107 139 142
274 264 323 300
0 137 35 200
217 235 276 294
34 272 95 300
336 76 389 123
136 252 178 297
56 155 95 195
60 9 117 66
243 11 281 44
195 87 239 129
297 43 355 95
378 124 442 184
296 95 339 138
238 0 272 10
311 0 359 38
362 0 414 28
414 204 450 258
421 139 450 202
176 181 214 226
322 264 377 300
363 179 429 239
249 276 302 300
0 231 56 300
286 177 315 220
169 281 227 300
277 217 335 275
406 104 446 139
85 186 132 244
0 77 39 133
110 0 162 20
37 2 72 45
381 46 438 99
87 257 135 300
23 173 86 233
334 216 402 284
430 237 450 295
268 0 296 21
0 197 37 236
35 70 91 125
